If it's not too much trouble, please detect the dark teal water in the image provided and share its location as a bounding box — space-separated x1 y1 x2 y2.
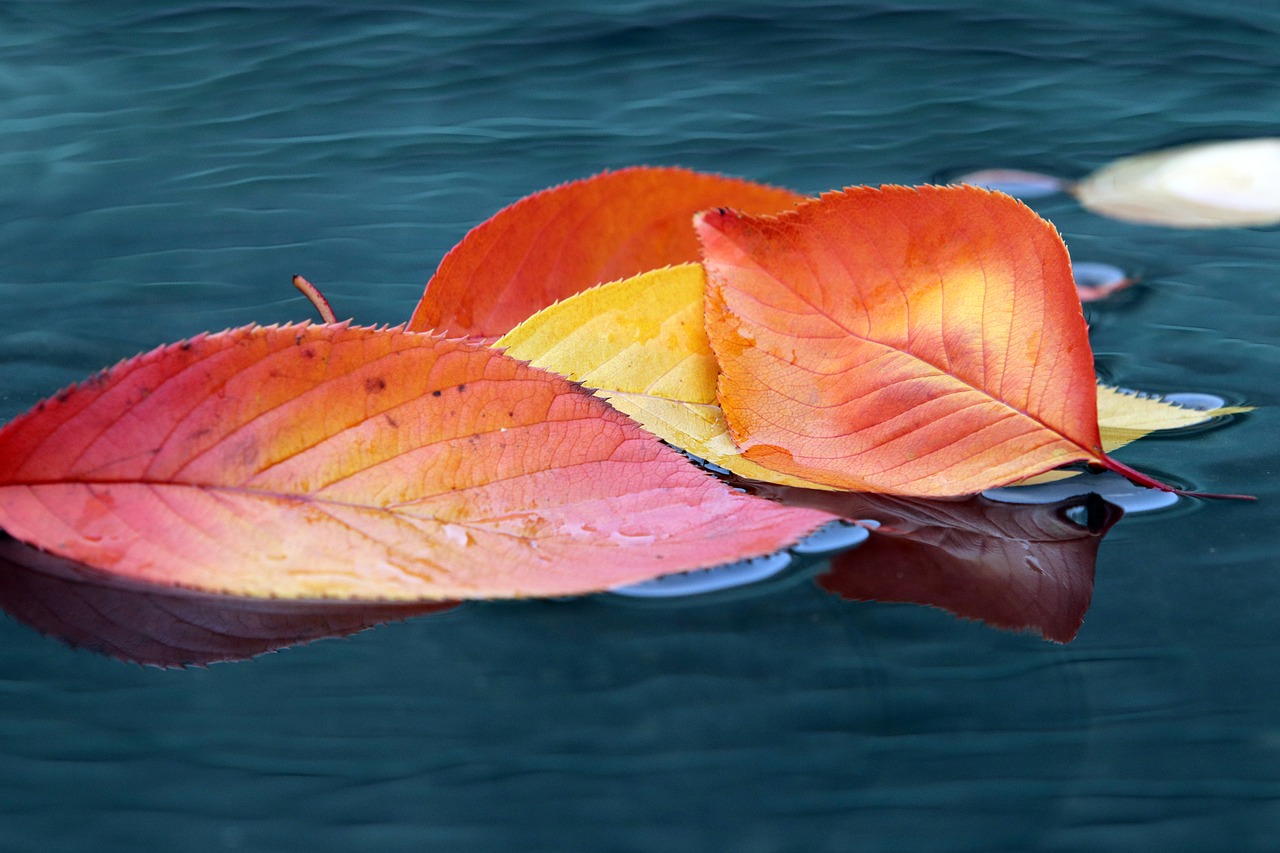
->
2 3 1278 851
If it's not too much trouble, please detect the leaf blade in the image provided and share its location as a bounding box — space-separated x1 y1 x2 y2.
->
498 264 832 489
408 166 803 337
0 324 831 599
698 185 1106 497
499 264 1242 493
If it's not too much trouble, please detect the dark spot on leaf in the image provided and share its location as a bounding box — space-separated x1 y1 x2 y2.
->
295 333 304 345
232 435 260 469
384 414 399 429
300 347 315 359
180 341 192 351
432 390 443 397
457 384 466 393
365 376 387 394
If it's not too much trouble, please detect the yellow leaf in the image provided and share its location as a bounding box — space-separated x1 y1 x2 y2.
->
498 265 1247 490
1096 386 1249 449
1016 387 1250 485
498 265 833 490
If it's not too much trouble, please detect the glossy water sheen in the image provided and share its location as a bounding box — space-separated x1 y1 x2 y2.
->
2 3 1279 851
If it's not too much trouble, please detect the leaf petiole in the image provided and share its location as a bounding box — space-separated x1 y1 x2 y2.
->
1100 455 1255 501
292 274 338 324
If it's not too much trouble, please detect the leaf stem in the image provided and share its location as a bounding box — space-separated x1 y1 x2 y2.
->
292 275 337 324
1100 455 1255 501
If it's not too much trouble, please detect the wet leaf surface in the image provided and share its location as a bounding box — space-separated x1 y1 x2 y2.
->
0 323 830 600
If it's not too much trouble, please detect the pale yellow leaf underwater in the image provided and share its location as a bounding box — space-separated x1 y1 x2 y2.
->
1074 138 1280 228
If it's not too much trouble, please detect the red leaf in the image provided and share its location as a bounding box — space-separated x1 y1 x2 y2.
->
408 166 802 337
0 324 831 600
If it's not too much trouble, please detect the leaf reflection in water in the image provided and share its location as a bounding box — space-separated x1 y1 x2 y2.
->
0 535 457 668
753 486 1124 643
0 489 1124 664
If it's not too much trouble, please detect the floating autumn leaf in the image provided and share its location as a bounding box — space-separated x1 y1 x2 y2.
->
0 324 832 600
500 254 1240 494
956 138 1280 228
1050 386 1245 451
698 184 1230 498
0 534 455 667
407 166 803 338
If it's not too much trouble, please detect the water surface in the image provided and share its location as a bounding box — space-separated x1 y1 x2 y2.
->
1 3 1278 851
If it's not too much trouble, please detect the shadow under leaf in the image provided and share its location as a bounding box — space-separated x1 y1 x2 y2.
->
0 536 458 668
751 486 1124 643
0 488 1122 664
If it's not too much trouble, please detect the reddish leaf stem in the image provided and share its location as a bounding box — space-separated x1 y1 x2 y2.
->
292 275 337 324
1100 455 1255 501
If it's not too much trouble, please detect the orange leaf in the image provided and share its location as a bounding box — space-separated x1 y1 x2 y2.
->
0 324 830 599
699 185 1173 498
408 166 802 337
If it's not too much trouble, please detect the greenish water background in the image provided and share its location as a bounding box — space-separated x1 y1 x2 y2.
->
1 2 1278 850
